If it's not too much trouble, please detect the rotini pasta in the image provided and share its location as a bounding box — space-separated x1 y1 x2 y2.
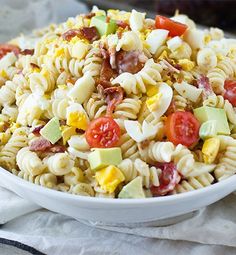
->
0 8 236 199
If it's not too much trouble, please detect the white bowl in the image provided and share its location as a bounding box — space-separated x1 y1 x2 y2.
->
1 166 236 227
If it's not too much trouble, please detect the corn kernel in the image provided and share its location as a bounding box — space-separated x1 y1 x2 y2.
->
202 137 220 164
95 165 125 193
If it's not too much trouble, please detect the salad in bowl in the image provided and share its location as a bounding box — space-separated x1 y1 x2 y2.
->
0 6 235 203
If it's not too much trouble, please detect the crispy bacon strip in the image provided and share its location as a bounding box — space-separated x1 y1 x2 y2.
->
32 125 44 136
48 145 66 153
0 44 20 59
80 27 100 42
30 63 40 69
29 137 66 153
116 20 130 29
116 50 146 74
29 137 52 152
103 86 124 115
99 58 117 88
20 49 34 55
83 12 95 19
197 75 213 99
62 27 99 42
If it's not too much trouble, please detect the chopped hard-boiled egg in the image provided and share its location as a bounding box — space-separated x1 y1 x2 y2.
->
129 9 145 31
66 103 89 130
202 137 220 164
68 73 95 104
178 59 195 71
146 29 169 54
146 93 162 112
167 36 183 52
60 126 77 145
146 85 159 97
149 82 173 119
95 165 125 193
124 120 159 142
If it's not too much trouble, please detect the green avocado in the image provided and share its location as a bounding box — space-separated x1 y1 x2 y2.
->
199 120 217 140
90 15 117 36
40 117 62 144
194 106 230 135
88 147 122 171
118 176 145 199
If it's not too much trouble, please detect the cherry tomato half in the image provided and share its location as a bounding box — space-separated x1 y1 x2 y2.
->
223 79 236 107
165 111 200 147
155 15 188 37
150 162 180 196
85 116 121 148
0 44 20 59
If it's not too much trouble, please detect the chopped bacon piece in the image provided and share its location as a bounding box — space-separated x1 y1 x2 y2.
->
30 63 40 69
99 58 117 88
197 75 213 99
116 20 130 29
103 86 124 115
29 137 52 152
80 27 100 42
116 50 146 74
150 162 181 196
29 137 66 153
62 29 81 41
62 27 99 42
0 44 20 59
20 49 34 55
32 125 44 136
48 145 66 153
83 12 95 19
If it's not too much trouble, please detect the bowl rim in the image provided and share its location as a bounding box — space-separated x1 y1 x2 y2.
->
1 166 236 205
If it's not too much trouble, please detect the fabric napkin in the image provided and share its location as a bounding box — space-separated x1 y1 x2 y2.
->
1 186 236 255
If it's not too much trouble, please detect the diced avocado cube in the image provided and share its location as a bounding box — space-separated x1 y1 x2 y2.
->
118 176 145 199
194 106 230 135
88 147 122 171
90 15 117 36
40 117 62 144
199 120 217 140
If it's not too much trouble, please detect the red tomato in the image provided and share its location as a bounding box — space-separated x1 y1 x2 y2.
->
223 79 236 107
85 116 121 148
150 163 180 196
165 111 200 147
155 15 188 37
0 44 20 59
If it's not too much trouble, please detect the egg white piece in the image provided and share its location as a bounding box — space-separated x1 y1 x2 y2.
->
151 82 173 119
124 120 159 143
146 29 169 54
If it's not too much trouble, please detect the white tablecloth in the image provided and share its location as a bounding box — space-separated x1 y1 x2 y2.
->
1 186 236 255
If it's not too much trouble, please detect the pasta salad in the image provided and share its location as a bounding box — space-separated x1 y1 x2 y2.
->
0 7 235 199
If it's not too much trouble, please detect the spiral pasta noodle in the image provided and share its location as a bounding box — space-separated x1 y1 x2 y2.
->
1 8 236 199
112 59 163 95
207 58 236 94
0 127 29 170
16 147 46 176
17 171 57 188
